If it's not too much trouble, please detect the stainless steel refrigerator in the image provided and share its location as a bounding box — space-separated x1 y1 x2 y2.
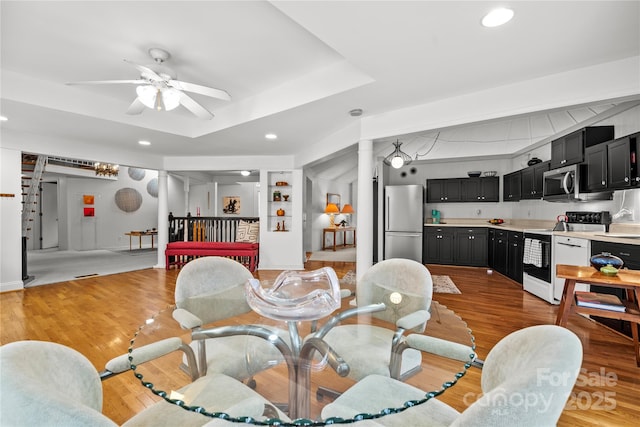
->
384 185 424 262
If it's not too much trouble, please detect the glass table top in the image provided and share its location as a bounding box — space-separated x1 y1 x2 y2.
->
129 297 475 426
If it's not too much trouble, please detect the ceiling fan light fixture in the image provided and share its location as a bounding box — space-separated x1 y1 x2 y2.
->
383 140 412 169
162 88 181 111
136 85 157 109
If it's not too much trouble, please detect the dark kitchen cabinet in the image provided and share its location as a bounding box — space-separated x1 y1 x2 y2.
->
493 230 508 276
503 171 521 202
488 229 495 267
423 227 455 264
550 126 614 169
584 143 608 191
506 231 524 284
461 177 499 202
590 241 640 338
584 132 639 192
426 179 462 203
520 161 550 199
454 228 488 267
608 134 639 189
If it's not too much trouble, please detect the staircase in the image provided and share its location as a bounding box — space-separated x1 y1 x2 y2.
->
21 154 46 237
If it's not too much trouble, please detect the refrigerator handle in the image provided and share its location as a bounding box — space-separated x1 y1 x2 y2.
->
385 196 390 230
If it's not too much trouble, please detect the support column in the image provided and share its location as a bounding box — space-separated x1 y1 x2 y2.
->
155 170 168 269
183 175 190 216
356 139 374 280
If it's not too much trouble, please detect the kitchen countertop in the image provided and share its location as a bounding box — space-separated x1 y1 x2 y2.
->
424 219 640 245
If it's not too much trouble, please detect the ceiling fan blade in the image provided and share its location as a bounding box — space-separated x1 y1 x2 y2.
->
123 60 163 82
169 80 231 101
179 92 214 120
125 98 145 115
66 79 146 86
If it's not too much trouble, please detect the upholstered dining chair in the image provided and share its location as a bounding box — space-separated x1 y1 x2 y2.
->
321 324 583 426
314 258 433 398
172 256 289 385
0 339 290 427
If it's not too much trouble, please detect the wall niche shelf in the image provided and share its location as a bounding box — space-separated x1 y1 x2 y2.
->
268 171 293 232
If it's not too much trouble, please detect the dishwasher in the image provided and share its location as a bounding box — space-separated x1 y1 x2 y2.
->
552 235 591 302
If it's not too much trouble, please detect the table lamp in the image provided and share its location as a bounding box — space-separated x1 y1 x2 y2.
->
325 203 340 228
341 204 355 226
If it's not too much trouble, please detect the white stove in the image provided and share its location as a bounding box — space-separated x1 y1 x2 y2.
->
523 211 610 304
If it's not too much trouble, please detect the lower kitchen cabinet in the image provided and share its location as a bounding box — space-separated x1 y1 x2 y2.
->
489 229 522 284
424 227 487 267
454 228 488 266
589 241 640 338
492 230 508 276
506 231 524 284
423 228 455 264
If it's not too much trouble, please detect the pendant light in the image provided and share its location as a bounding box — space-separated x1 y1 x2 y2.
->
383 140 412 169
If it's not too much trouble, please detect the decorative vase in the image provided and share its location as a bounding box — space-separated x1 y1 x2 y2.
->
276 208 285 216
590 252 624 271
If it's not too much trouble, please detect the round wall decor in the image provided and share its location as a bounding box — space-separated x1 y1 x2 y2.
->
127 167 146 181
115 188 143 212
147 178 158 198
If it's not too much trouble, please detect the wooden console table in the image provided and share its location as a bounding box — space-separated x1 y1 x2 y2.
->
555 264 640 366
125 231 157 250
323 227 356 251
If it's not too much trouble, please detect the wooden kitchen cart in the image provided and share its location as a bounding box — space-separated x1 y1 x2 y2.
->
555 264 640 367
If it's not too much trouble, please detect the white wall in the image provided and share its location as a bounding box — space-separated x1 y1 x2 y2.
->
310 178 354 251
187 180 260 218
0 147 24 292
56 167 159 250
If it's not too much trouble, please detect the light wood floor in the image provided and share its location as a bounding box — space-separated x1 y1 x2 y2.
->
2 259 639 426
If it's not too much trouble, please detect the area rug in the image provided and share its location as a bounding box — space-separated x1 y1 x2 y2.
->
432 275 462 294
339 270 461 294
309 247 356 262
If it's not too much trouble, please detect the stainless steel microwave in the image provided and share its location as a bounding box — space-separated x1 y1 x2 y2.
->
542 164 612 202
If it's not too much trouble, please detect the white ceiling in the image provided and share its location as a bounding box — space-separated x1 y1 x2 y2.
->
1 1 639 180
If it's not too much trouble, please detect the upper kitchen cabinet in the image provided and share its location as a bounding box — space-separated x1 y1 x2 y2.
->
520 161 549 199
584 143 608 191
460 177 499 202
550 126 614 170
608 132 639 189
426 179 461 203
584 132 639 191
503 171 521 202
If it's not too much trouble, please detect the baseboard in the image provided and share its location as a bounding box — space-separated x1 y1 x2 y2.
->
1 280 24 293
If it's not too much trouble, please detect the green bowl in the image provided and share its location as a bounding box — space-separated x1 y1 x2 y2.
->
599 264 619 276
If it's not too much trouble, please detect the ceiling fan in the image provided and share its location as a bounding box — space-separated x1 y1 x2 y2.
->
66 48 230 120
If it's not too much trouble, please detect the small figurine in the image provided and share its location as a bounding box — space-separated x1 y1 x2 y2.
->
276 223 281 231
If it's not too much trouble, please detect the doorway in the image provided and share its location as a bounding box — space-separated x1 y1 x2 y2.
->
39 181 59 249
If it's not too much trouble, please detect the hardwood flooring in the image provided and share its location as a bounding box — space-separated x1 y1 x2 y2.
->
1 260 639 426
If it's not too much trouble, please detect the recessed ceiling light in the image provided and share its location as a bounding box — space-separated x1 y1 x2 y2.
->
138 140 151 146
240 170 251 176
265 133 278 140
482 8 514 27
0 116 7 121
349 109 363 117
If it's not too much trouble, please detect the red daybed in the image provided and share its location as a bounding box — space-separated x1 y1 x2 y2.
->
165 241 259 272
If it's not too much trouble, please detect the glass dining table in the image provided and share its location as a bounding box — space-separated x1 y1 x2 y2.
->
128 283 475 426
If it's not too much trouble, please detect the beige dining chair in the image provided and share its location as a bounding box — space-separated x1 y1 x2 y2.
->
172 256 289 386
321 324 583 426
314 258 433 399
0 339 290 427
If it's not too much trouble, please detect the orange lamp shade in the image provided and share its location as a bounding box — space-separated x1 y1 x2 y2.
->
324 203 340 214
341 204 354 214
